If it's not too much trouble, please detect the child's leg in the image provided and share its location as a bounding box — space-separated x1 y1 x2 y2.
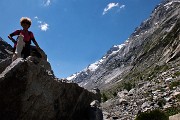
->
22 44 31 59
13 35 25 61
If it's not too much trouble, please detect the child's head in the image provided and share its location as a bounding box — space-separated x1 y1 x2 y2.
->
20 17 32 29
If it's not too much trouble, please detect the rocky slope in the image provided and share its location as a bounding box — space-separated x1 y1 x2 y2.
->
0 38 102 120
101 58 180 119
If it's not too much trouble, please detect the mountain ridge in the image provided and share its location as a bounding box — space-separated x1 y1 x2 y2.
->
67 0 180 90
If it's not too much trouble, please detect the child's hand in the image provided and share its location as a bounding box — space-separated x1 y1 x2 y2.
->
8 35 16 43
36 46 41 51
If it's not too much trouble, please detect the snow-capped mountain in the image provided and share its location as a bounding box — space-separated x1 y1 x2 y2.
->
67 0 180 90
67 44 124 81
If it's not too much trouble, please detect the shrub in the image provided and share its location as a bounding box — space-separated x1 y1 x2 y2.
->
169 81 180 90
165 105 180 116
123 82 132 91
135 109 169 120
101 93 108 102
157 98 166 108
174 71 180 76
113 92 117 97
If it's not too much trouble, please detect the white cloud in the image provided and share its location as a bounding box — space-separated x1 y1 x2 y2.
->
103 3 125 15
39 23 49 31
120 5 125 9
34 16 38 19
38 21 42 24
34 16 49 31
43 0 51 6
103 3 119 15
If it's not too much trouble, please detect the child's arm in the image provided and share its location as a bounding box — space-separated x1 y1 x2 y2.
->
8 34 16 44
8 30 21 44
32 38 40 49
30 32 40 49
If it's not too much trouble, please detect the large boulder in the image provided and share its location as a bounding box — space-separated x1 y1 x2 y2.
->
0 57 101 120
169 113 180 120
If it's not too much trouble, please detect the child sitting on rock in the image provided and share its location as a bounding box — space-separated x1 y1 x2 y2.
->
8 17 41 61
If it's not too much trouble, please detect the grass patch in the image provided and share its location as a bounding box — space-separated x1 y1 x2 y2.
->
169 81 180 90
101 92 108 102
174 71 180 77
135 109 169 120
164 105 180 116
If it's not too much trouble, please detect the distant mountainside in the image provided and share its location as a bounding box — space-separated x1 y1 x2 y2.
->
67 1 180 119
67 0 180 91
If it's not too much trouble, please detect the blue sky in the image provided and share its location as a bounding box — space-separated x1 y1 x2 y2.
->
0 0 162 78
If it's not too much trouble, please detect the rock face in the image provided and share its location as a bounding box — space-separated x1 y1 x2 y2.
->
0 37 13 73
169 113 180 120
0 40 101 120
